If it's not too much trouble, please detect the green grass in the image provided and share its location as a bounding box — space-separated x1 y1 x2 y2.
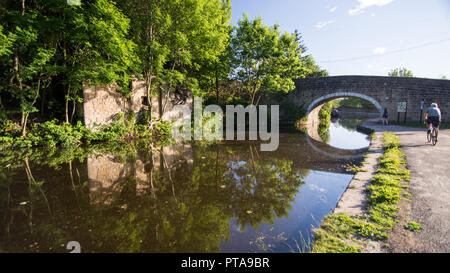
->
404 222 424 232
311 132 411 253
346 164 368 174
389 121 450 129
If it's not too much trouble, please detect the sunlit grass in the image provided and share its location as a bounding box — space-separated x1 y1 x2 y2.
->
311 132 412 253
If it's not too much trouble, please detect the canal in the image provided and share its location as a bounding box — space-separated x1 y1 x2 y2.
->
0 119 370 253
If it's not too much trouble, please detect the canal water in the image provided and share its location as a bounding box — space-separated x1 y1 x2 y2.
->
327 119 371 149
0 119 369 253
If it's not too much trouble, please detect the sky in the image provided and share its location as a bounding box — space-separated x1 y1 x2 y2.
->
230 0 450 79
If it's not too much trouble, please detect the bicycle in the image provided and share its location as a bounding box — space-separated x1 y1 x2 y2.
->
426 123 438 146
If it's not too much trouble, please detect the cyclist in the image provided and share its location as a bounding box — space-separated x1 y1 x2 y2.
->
424 103 441 140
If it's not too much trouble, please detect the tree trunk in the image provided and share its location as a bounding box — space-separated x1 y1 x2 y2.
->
158 86 163 119
65 84 71 123
216 74 219 104
40 88 46 117
18 0 26 136
146 74 153 127
70 99 76 124
250 89 257 105
22 78 40 137
255 94 262 107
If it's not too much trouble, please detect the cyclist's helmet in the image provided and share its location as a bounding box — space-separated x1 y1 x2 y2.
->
431 103 438 108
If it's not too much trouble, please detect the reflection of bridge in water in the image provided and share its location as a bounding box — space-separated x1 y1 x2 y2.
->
301 115 369 161
305 135 368 160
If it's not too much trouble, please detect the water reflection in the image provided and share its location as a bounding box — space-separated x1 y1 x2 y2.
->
328 119 370 150
0 133 359 253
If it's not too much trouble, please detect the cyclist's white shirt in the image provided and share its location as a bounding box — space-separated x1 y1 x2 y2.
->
426 107 441 121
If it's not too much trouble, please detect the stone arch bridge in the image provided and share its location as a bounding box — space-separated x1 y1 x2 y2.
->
282 75 450 122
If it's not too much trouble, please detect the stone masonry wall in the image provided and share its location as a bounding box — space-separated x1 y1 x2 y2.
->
83 80 192 128
286 76 450 122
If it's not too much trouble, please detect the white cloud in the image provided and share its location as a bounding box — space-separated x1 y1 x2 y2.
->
368 64 374 69
349 0 394 15
329 6 338 12
315 20 335 29
373 47 387 55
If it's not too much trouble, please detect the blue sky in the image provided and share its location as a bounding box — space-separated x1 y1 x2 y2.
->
230 0 450 79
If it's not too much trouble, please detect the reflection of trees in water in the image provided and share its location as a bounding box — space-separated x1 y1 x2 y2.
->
318 123 330 143
0 142 307 253
220 147 305 230
318 119 365 143
336 119 362 132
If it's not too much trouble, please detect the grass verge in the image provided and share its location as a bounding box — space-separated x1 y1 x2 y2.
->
311 132 411 253
389 121 450 129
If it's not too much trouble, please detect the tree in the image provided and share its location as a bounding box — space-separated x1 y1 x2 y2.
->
60 0 137 123
190 0 233 104
118 0 232 125
293 29 328 78
0 25 15 57
0 0 55 136
301 55 328 77
230 14 305 105
388 67 414 77
0 0 137 132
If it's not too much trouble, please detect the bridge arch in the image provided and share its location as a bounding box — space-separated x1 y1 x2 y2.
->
306 92 383 116
284 76 450 123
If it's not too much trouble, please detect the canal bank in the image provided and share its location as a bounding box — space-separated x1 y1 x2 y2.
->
361 121 450 253
314 119 450 253
0 129 363 253
312 124 413 253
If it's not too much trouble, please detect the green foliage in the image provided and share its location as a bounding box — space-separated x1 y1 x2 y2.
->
311 214 361 253
0 0 137 128
0 116 173 149
317 123 330 143
316 102 333 142
369 203 399 228
332 97 377 109
404 222 424 232
388 67 414 77
311 231 361 253
318 102 332 124
280 100 307 128
118 0 232 103
346 164 367 174
313 132 411 252
389 121 450 129
0 133 311 253
367 183 402 205
0 25 15 57
32 120 85 147
300 54 328 78
230 14 305 105
382 132 400 149
1 0 326 140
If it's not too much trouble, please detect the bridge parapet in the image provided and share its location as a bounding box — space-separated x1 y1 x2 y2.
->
284 76 450 122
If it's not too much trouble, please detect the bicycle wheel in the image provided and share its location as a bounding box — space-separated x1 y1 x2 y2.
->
432 127 437 146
